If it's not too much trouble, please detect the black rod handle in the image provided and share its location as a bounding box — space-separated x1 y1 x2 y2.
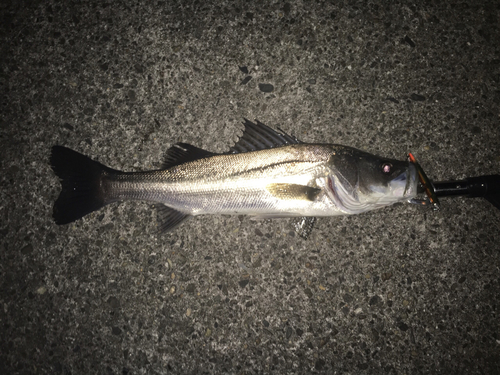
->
433 175 500 198
433 180 469 197
466 175 500 197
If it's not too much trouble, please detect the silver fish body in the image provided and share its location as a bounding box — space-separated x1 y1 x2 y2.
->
51 120 418 236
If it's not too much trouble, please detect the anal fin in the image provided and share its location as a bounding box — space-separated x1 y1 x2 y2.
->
156 204 190 233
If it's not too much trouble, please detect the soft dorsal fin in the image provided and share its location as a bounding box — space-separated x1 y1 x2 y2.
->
229 119 301 153
162 143 216 169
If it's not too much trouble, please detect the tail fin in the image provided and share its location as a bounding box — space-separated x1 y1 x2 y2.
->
50 146 117 225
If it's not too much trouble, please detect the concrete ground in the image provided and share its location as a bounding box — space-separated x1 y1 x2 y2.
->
1 0 499 374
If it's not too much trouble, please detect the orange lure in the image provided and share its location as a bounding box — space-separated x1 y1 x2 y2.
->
408 153 440 211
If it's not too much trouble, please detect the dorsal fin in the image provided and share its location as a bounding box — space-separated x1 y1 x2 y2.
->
229 119 301 153
162 143 216 169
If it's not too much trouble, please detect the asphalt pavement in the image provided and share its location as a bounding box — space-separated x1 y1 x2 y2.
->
1 1 499 373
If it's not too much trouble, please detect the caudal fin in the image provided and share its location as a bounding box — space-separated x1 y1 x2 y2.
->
50 146 116 225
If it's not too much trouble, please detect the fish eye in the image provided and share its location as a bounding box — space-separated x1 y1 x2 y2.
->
381 163 392 174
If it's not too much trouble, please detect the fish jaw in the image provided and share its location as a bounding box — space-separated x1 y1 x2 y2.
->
370 162 418 206
402 162 418 200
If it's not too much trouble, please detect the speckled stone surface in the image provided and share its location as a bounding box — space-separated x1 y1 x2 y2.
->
1 1 499 374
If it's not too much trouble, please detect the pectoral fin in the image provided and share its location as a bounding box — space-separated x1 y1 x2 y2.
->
293 217 317 239
266 183 321 201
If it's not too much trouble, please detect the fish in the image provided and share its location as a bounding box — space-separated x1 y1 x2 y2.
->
50 119 418 238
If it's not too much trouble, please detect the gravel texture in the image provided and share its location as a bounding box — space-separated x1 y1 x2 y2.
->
1 1 500 374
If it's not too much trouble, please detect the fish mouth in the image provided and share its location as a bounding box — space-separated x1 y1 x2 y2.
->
386 163 418 200
403 163 418 198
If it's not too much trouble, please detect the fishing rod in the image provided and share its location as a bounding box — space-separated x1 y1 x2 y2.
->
408 153 500 211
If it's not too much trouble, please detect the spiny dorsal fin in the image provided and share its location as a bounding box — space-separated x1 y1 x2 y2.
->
162 143 216 169
229 119 301 153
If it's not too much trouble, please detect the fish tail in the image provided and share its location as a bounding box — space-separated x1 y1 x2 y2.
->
50 146 117 225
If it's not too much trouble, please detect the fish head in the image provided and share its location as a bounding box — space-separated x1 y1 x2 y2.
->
326 147 418 214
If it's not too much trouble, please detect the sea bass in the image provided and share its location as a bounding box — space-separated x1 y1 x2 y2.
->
51 119 418 238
